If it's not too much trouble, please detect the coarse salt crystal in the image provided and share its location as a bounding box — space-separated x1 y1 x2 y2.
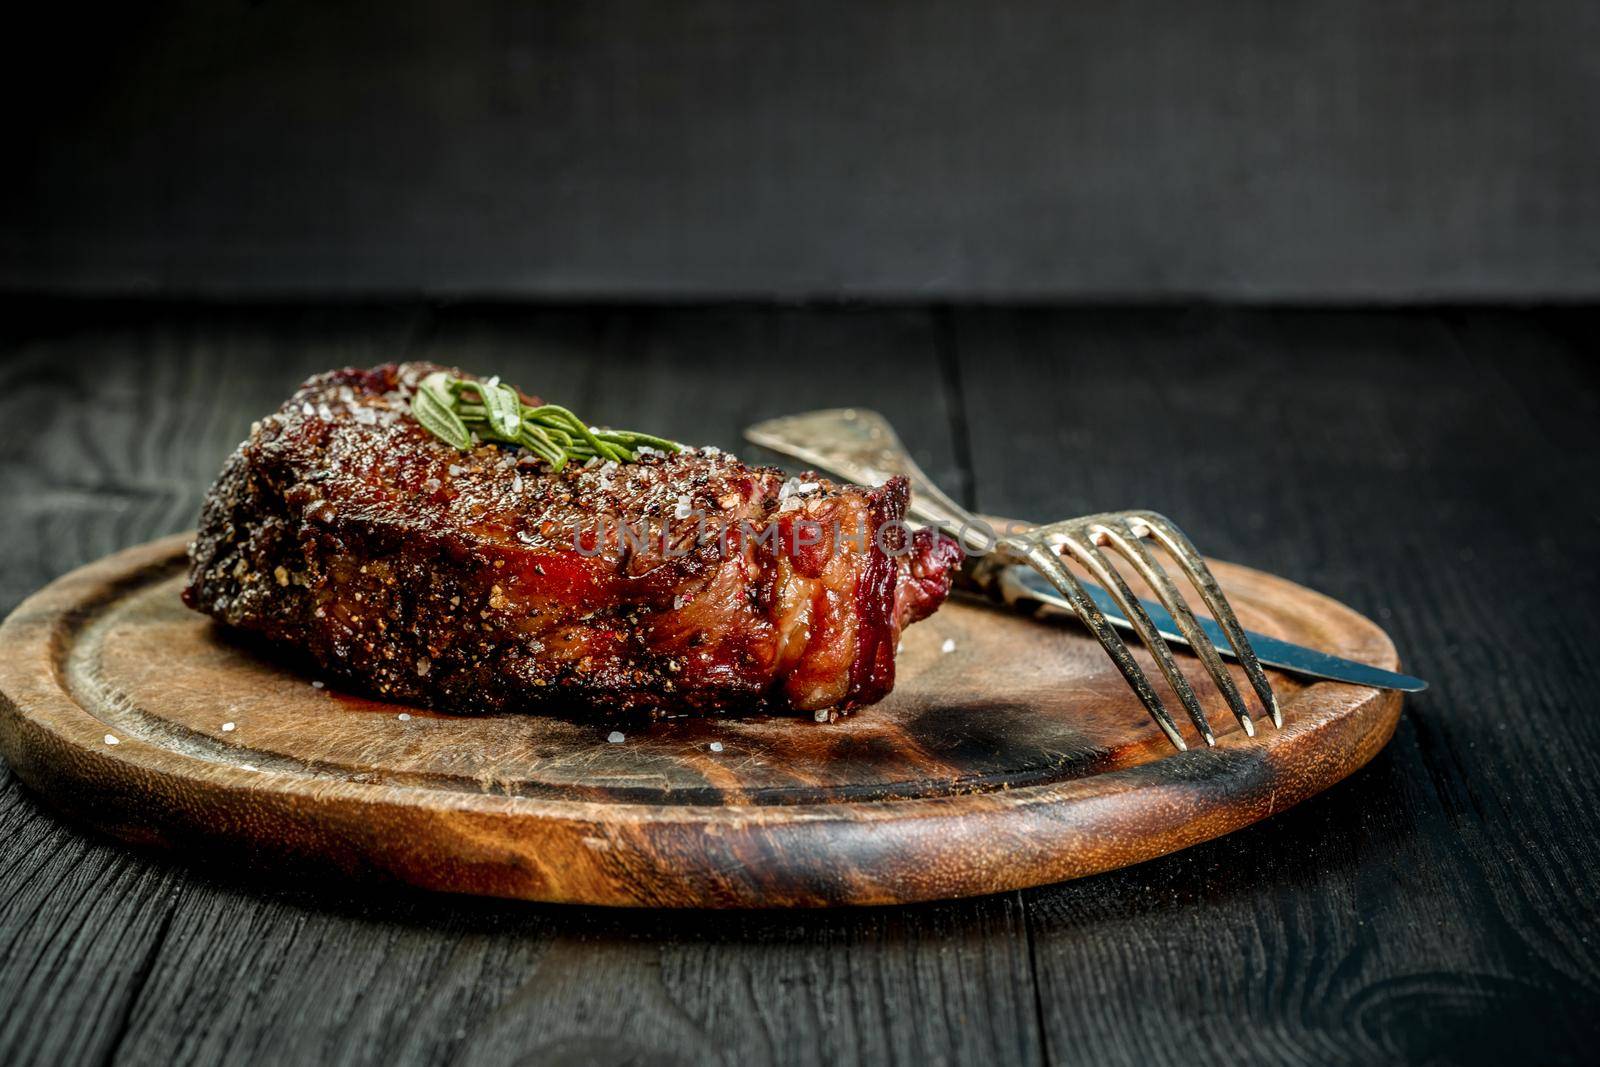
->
301 402 315 416
416 656 431 676
398 713 412 721
221 722 236 732
607 730 625 743
814 709 830 722
779 497 802 512
448 464 465 476
709 741 724 752
796 481 819 495
941 638 957 654
104 734 119 746
312 680 326 689
673 496 692 519
511 474 523 493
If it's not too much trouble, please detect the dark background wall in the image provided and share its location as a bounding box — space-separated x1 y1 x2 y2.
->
6 0 1598 301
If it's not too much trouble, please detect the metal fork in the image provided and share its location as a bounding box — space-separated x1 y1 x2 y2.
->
745 408 1279 751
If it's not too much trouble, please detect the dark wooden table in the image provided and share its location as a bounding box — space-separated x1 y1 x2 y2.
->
2 301 1597 1066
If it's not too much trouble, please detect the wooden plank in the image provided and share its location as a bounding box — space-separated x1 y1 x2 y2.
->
0 763 188 1067
952 306 1600 1064
116 882 568 1066
588 309 1032 1064
0 304 428 1067
5 301 1595 1065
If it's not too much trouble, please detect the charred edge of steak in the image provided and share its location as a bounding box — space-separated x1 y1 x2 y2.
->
183 363 961 720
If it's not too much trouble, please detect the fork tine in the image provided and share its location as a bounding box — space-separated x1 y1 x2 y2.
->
1022 543 1191 751
1093 520 1257 737
1133 512 1281 727
1058 533 1217 746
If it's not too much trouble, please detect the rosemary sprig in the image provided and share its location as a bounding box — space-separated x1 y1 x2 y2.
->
409 371 682 471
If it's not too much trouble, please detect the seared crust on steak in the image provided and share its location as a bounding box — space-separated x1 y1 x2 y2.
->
183 363 960 718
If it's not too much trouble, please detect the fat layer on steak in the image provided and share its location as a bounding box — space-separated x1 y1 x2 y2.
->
183 363 961 718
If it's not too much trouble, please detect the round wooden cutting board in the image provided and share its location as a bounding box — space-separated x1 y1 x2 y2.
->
0 533 1402 908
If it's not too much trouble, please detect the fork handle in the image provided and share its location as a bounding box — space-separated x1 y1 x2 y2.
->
742 408 1022 558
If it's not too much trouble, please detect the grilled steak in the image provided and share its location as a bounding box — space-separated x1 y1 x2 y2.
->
183 363 961 718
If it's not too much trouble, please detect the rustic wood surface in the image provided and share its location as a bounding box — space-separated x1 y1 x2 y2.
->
0 531 1400 907
0 301 1596 1062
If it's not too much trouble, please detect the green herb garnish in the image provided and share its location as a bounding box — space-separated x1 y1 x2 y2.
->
410 371 681 471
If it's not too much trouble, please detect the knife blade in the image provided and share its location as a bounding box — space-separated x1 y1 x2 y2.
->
996 564 1427 692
